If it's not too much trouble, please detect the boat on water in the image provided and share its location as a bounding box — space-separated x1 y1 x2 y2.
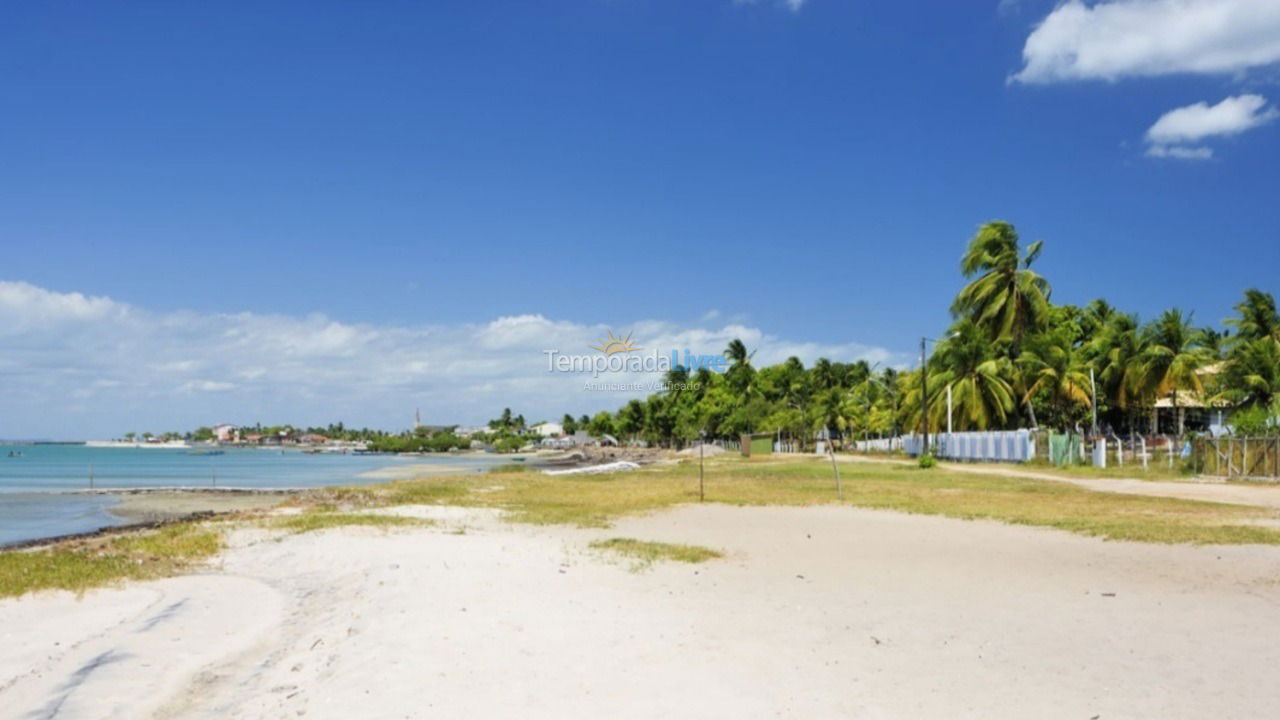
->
188 449 226 456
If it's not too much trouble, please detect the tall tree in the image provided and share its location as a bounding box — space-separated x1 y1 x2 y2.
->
1019 327 1093 429
952 221 1052 353
1226 288 1280 348
927 320 1016 430
1136 309 1209 435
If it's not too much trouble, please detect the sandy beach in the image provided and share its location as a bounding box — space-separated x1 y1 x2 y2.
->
3 502 1279 719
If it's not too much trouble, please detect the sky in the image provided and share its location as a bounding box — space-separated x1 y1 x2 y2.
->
2 0 1279 439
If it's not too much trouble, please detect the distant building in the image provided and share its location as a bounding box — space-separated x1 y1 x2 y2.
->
212 424 238 442
299 433 329 445
531 421 564 438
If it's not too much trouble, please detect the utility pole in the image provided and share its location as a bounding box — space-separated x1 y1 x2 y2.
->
698 430 706 502
920 337 929 456
1090 368 1099 437
947 384 953 436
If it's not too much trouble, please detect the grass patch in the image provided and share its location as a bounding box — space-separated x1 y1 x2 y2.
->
590 537 722 568
300 455 1280 545
0 522 222 599
268 510 433 534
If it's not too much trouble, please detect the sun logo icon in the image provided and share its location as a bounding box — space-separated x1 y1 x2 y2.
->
590 330 641 355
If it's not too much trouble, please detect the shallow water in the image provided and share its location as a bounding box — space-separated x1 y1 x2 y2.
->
0 444 497 545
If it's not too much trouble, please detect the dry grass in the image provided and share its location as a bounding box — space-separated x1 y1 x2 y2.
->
589 538 723 569
0 522 223 599
302 455 1280 545
267 509 433 534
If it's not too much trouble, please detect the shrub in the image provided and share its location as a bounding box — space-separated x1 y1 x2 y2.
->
917 453 937 469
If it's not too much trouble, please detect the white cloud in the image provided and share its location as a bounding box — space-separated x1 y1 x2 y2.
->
1146 94 1278 143
1013 0 1280 84
0 281 903 439
1143 94 1277 158
1145 144 1213 159
734 0 807 12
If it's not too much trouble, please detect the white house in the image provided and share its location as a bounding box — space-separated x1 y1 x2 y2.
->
531 421 564 438
212 424 238 442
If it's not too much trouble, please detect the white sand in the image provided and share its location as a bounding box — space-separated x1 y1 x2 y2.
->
3 504 1280 719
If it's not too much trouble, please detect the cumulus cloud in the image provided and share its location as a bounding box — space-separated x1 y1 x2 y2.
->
1146 94 1278 143
1013 0 1280 84
1143 94 1277 158
0 281 902 439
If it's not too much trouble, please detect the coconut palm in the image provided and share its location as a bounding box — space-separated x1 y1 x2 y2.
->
925 320 1016 430
1226 288 1280 348
1136 309 1209 435
952 221 1052 352
1219 337 1280 409
724 338 755 399
1086 312 1150 431
1019 328 1093 429
811 357 837 391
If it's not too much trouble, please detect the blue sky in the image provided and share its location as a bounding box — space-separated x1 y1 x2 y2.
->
2 0 1279 438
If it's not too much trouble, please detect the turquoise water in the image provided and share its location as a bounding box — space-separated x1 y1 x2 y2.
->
0 444 497 546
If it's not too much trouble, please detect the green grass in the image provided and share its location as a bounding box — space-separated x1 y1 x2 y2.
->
268 510 433 534
0 522 222 599
589 538 722 569
302 454 1280 544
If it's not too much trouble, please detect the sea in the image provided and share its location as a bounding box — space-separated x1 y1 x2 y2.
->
0 444 499 546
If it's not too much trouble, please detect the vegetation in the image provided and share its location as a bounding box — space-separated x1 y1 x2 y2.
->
572 221 1277 444
301 457 1280 544
589 538 723 569
268 509 432 534
0 522 222 599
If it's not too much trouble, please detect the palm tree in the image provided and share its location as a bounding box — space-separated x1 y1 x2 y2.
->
1086 312 1149 431
725 339 751 367
1219 337 1280 409
927 320 1016 430
1019 328 1093 429
811 358 837 391
663 364 690 400
724 338 756 400
1226 289 1280 348
952 221 1052 353
1136 309 1209 435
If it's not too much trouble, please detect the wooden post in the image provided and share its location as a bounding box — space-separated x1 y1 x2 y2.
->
827 427 843 500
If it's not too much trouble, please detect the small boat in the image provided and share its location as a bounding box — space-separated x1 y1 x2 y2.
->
7 451 22 458
188 450 225 456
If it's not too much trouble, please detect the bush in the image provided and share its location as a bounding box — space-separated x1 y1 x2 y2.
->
1229 405 1279 437
917 453 937 469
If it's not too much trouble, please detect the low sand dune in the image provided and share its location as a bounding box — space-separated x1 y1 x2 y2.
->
3 504 1279 718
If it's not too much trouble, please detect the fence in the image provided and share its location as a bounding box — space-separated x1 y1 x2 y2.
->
849 437 902 453
1196 437 1280 480
902 430 1036 463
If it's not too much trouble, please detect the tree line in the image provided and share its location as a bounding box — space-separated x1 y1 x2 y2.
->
580 221 1279 445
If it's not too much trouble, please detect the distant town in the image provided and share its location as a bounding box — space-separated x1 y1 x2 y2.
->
85 409 620 454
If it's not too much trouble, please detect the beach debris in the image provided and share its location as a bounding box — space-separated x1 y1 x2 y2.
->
543 461 640 476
